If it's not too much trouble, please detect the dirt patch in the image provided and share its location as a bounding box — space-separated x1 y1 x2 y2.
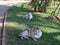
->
32 12 44 14
46 16 60 21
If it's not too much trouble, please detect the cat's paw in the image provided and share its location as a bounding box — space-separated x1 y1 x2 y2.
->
33 39 37 41
21 37 24 39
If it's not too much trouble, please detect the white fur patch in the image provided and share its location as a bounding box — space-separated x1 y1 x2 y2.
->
31 31 42 39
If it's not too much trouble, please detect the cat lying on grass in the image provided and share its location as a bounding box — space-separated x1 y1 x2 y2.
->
18 28 42 41
23 13 33 20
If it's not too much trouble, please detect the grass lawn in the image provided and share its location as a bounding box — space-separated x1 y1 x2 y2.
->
6 3 60 45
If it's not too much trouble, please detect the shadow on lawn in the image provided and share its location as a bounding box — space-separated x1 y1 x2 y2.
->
6 4 60 45
6 26 60 45
7 12 60 30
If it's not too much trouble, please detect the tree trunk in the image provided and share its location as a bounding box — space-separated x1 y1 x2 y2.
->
44 0 47 13
38 0 43 12
34 6 37 12
31 0 47 13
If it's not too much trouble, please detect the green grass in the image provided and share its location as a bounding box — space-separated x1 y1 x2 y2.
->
6 3 60 45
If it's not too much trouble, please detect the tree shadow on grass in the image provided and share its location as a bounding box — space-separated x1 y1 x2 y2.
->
6 26 60 45
8 6 34 15
7 5 60 30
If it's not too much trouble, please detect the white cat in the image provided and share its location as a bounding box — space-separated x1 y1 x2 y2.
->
23 13 33 20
